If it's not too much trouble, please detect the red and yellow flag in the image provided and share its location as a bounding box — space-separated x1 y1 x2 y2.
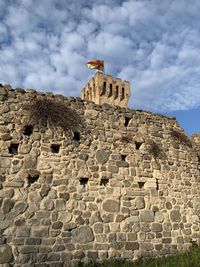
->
86 60 104 72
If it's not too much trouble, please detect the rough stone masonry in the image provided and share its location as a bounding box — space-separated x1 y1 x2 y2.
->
0 84 200 267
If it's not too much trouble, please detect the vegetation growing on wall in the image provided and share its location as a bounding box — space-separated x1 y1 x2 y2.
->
23 97 85 133
148 140 165 159
170 129 192 147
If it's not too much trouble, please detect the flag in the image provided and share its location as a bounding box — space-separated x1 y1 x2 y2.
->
86 60 104 72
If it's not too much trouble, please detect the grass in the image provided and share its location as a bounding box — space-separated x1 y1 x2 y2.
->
80 246 200 267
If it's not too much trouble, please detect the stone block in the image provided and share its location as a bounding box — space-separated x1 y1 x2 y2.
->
102 199 120 212
94 243 109 250
140 211 154 222
125 242 139 250
93 223 103 234
71 226 94 244
170 210 181 222
20 246 39 253
0 244 13 263
96 150 110 164
140 242 154 251
32 226 49 237
2 199 14 214
135 197 145 209
24 153 38 169
14 202 28 215
26 238 42 245
151 223 163 232
52 221 63 229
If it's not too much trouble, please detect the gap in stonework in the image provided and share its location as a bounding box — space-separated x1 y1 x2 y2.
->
135 141 143 150
124 117 131 127
73 132 80 142
23 125 33 136
138 181 145 189
51 144 60 153
9 143 19 155
80 177 89 187
121 154 127 161
100 178 109 186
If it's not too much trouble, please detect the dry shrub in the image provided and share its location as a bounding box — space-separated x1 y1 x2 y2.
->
23 98 85 133
148 141 165 159
170 129 192 147
121 134 133 143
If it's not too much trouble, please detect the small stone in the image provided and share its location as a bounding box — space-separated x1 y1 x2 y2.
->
140 211 154 222
170 210 181 222
74 250 85 259
59 192 70 201
96 150 110 164
125 242 139 250
52 221 63 229
151 223 162 232
72 226 94 243
0 158 11 168
26 238 42 245
1 134 12 141
42 200 54 211
107 165 119 173
2 199 14 214
14 202 28 215
102 199 120 212
24 153 38 169
14 218 25 226
0 244 13 263
94 223 103 234
3 189 14 198
135 197 145 209
40 184 50 198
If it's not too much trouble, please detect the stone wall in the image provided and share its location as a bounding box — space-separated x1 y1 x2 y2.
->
0 85 200 267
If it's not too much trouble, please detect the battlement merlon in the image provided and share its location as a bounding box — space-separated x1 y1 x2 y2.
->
81 71 131 108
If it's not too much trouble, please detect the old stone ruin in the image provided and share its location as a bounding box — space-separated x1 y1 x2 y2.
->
0 77 200 267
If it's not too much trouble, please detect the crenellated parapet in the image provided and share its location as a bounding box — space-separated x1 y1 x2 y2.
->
81 71 130 108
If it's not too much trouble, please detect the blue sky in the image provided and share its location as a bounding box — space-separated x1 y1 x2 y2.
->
0 0 199 136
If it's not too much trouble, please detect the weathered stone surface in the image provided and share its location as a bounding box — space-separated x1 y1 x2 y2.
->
135 197 145 209
96 150 110 164
125 242 139 250
140 211 154 222
24 153 38 169
170 210 181 222
40 184 50 198
102 199 120 212
2 199 14 213
0 244 13 263
14 202 28 215
72 226 94 244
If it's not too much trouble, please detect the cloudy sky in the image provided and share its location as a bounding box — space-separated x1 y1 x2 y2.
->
0 0 200 135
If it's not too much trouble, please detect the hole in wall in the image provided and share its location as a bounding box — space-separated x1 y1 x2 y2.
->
135 141 143 150
100 178 109 186
51 144 60 153
23 125 33 136
9 143 19 155
156 179 159 190
138 181 145 189
73 132 80 142
80 177 89 187
124 117 131 127
27 173 40 186
121 155 127 161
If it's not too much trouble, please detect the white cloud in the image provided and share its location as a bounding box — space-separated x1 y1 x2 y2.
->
0 0 200 111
